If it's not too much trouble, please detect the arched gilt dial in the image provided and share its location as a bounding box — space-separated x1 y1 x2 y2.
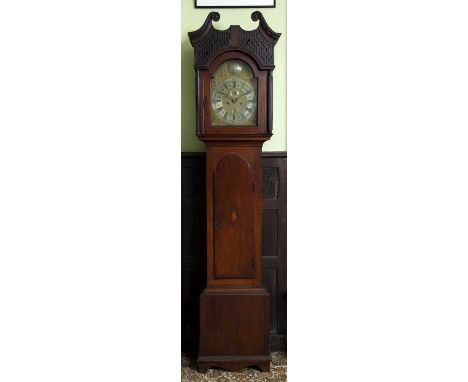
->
210 60 257 126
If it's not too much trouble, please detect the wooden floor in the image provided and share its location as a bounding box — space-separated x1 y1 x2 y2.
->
181 352 287 381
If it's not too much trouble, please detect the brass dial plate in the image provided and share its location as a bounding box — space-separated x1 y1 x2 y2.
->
210 60 257 126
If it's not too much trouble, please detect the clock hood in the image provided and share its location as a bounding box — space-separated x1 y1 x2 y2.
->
188 11 281 70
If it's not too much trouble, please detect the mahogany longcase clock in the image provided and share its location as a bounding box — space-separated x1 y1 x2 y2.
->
188 11 281 373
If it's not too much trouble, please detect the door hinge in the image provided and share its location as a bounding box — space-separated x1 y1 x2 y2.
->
253 181 255 192
202 96 207 109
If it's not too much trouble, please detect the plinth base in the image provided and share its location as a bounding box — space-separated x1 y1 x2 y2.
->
197 355 271 373
198 287 271 373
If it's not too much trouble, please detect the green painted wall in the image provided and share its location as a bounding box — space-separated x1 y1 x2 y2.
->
181 1 287 152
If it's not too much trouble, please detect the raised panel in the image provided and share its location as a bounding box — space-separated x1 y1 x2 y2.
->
262 209 278 258
262 167 278 199
182 167 205 200
199 293 269 356
213 154 256 279
181 206 205 262
181 267 202 341
262 268 278 334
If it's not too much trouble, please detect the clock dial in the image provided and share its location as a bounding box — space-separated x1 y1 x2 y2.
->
210 60 257 126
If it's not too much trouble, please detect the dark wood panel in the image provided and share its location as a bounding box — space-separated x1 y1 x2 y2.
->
182 266 203 344
182 167 205 199
182 206 205 262
262 209 278 258
262 268 278 333
199 290 269 356
181 152 286 352
262 167 279 199
214 154 256 279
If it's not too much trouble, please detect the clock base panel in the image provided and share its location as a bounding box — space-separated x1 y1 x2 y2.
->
198 286 271 372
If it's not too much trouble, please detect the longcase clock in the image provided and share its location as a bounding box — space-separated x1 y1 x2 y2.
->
188 11 281 373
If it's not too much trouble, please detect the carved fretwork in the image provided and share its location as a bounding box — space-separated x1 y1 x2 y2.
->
188 11 281 70
193 28 230 68
240 28 273 67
